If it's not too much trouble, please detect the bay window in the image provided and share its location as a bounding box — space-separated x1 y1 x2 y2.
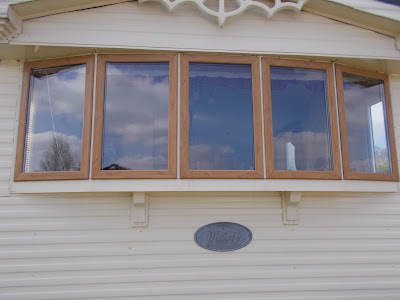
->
14 54 399 182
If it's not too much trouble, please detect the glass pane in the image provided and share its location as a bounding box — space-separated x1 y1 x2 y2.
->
342 73 392 173
23 64 86 172
270 66 332 171
188 63 254 170
102 62 169 170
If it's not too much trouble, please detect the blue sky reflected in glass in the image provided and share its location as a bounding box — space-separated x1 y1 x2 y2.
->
270 66 332 171
23 64 86 172
102 62 169 170
188 63 254 170
343 73 391 173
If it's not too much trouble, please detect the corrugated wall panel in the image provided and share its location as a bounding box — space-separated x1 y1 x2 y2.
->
0 192 400 299
11 2 400 59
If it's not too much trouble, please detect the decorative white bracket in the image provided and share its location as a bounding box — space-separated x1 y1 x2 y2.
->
0 18 17 43
139 0 308 27
131 192 149 227
281 191 301 225
0 7 22 44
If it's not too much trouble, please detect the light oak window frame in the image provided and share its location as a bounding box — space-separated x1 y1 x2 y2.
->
92 54 178 179
14 56 95 181
336 64 399 181
180 54 264 179
262 58 342 180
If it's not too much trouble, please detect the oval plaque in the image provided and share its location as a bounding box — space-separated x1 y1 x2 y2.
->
194 222 252 252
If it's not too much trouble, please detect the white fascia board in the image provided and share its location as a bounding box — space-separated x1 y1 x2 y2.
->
10 0 130 20
329 0 400 22
304 0 400 38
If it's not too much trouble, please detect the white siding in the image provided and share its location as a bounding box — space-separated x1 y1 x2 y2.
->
390 74 400 194
11 2 400 59
0 61 20 196
1 192 400 299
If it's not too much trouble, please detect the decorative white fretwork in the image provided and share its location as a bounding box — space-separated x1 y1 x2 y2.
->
139 0 308 27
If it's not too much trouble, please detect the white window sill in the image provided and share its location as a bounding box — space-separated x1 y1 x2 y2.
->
10 179 400 194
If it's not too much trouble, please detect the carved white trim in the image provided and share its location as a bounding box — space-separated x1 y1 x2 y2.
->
139 0 308 27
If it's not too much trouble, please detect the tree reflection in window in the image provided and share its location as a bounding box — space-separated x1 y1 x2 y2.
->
23 64 86 173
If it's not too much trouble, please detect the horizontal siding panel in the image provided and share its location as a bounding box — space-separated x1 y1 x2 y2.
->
1 227 400 243
0 173 10 182
1 254 400 273
0 108 16 119
1 279 400 300
0 121 16 132
2 272 400 289
0 96 18 107
0 159 13 168
1 264 399 280
1 240 400 259
70 293 400 300
0 83 20 95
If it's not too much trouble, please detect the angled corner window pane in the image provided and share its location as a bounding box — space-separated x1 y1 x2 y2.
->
188 63 255 170
342 73 392 173
270 66 333 171
102 62 169 170
23 64 86 172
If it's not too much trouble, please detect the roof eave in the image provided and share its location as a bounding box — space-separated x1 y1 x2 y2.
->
304 0 400 37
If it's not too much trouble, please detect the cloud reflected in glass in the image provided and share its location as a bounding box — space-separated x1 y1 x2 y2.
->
102 62 169 170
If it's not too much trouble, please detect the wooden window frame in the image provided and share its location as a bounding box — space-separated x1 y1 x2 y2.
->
14 56 95 181
180 54 264 179
262 58 342 180
92 54 178 179
336 64 399 181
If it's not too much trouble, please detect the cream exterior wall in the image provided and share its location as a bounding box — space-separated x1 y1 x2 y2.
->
0 191 400 299
1 2 400 299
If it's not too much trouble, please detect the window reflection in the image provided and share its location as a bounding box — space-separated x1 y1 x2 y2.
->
188 63 255 170
102 62 169 170
23 64 86 172
343 73 391 173
270 66 333 171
